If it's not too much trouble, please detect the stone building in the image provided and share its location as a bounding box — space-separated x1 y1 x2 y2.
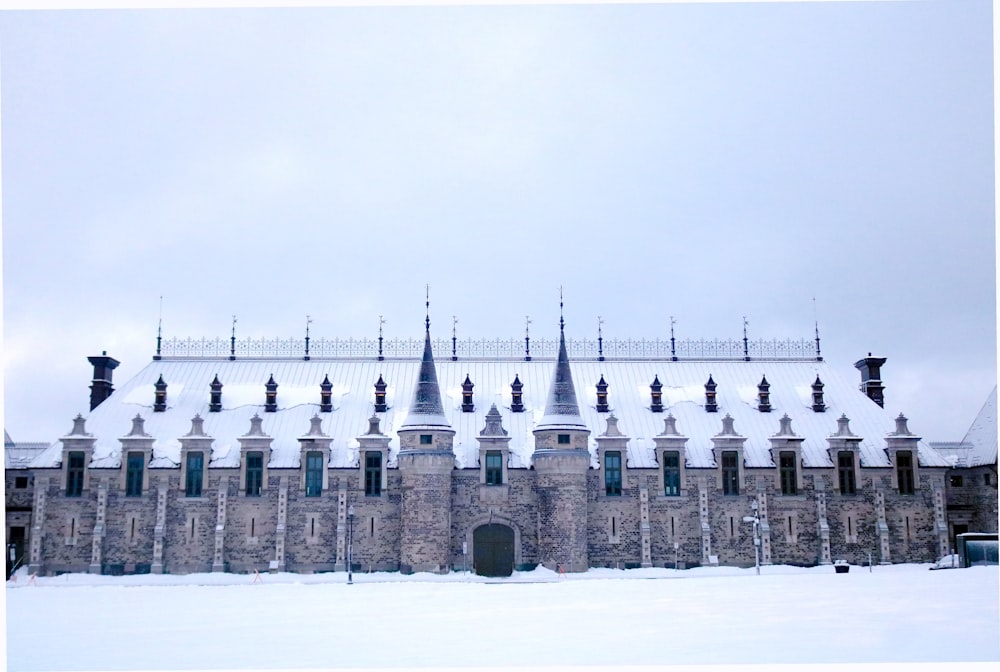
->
7 317 962 576
931 386 999 542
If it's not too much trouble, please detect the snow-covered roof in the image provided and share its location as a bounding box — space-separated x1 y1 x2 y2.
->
960 386 998 467
5 439 51 469
29 344 950 471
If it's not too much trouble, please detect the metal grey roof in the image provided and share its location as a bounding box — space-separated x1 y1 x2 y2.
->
535 330 587 432
399 330 451 431
29 350 950 472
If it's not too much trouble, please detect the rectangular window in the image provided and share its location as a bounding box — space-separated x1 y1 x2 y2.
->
949 474 963 488
305 451 324 497
185 452 204 497
245 451 263 496
125 452 144 497
420 434 433 445
605 451 622 496
485 451 503 485
663 451 680 496
14 476 29 489
896 451 914 495
780 451 797 495
722 451 739 495
66 451 85 497
986 473 992 486
838 451 856 494
557 434 570 445
365 451 382 497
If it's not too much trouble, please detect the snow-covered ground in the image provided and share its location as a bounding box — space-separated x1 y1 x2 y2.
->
5 563 998 671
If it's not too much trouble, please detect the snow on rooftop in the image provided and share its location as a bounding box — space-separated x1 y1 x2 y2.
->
30 349 951 471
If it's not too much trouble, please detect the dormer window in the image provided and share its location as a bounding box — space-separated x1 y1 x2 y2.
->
154 374 167 412
604 451 622 496
705 375 718 413
245 451 264 496
896 451 915 495
66 452 85 497
125 452 144 497
420 434 433 445
838 451 856 494
558 434 570 445
485 451 503 485
779 451 797 495
320 374 333 413
722 451 740 495
209 374 223 412
812 375 826 412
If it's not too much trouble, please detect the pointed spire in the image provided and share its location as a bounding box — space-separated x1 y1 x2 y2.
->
536 316 586 430
401 316 450 429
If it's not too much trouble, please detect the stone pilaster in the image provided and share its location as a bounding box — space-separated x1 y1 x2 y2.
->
151 482 168 573
274 477 288 572
875 489 891 564
335 486 347 571
28 478 47 575
698 478 712 564
816 490 832 564
639 488 652 567
212 477 228 572
89 482 106 574
932 486 949 558
757 491 772 565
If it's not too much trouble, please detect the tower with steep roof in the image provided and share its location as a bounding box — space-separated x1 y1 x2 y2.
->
531 308 591 572
396 305 456 574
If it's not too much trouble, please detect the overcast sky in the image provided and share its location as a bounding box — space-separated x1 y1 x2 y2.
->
1 1 995 445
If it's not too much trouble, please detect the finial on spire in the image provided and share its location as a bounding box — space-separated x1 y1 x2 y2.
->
742 316 749 361
598 316 604 361
525 315 532 361
378 315 385 361
425 284 430 332
670 316 677 361
813 297 822 361
229 314 237 360
559 286 565 333
304 315 312 360
155 295 163 360
452 315 458 361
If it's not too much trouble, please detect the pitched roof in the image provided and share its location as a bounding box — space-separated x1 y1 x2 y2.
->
29 343 950 471
961 386 998 467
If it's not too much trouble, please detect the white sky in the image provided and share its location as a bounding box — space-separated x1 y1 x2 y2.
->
1 1 996 444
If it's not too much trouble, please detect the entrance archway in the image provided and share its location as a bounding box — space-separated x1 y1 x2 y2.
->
473 524 514 577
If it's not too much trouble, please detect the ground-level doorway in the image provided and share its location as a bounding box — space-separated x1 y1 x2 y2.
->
473 524 514 577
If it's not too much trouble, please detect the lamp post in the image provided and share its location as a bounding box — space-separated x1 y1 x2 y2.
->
743 499 761 576
347 504 355 585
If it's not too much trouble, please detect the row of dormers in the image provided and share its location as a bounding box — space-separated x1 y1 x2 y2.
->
147 372 831 415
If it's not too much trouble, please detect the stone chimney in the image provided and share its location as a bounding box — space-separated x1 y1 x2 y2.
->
854 354 887 408
88 351 120 410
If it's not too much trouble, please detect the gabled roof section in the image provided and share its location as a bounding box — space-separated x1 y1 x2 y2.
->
961 386 998 467
399 328 450 430
535 328 587 431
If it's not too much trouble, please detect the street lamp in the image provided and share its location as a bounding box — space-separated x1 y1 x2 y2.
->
742 499 761 576
347 504 355 585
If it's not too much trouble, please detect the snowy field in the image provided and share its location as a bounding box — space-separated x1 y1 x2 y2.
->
5 563 999 671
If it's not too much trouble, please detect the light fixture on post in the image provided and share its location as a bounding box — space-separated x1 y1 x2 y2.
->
743 499 761 576
347 504 355 585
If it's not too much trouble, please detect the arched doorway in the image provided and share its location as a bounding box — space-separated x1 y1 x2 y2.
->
474 524 514 577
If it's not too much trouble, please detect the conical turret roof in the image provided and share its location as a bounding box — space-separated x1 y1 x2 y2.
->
400 327 451 429
535 328 587 431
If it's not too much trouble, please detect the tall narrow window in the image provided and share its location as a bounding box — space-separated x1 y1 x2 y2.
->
185 452 204 497
365 451 382 497
125 452 144 497
838 451 856 494
663 451 680 496
605 451 622 496
245 451 263 496
305 451 323 497
779 451 797 495
66 451 85 497
722 451 740 495
485 451 503 485
896 451 915 495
